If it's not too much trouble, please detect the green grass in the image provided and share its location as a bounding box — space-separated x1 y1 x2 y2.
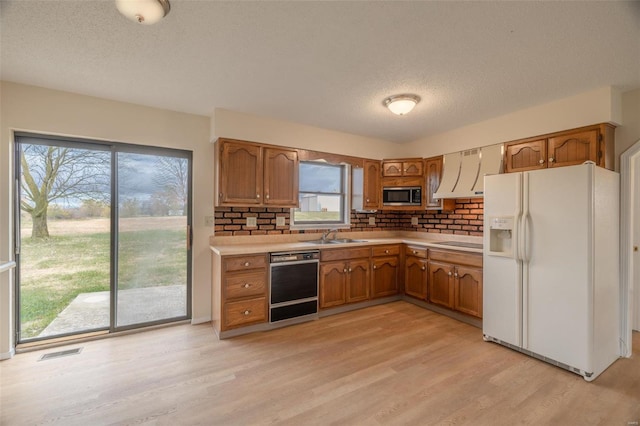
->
19 228 186 339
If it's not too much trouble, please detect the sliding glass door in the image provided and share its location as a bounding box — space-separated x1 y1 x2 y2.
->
15 134 191 342
115 151 189 328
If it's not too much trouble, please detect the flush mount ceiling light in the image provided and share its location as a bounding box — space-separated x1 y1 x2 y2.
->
383 94 421 116
116 0 171 25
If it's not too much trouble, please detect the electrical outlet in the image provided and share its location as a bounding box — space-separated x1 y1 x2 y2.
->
368 216 376 226
276 216 286 227
205 216 215 227
411 216 419 226
246 217 257 227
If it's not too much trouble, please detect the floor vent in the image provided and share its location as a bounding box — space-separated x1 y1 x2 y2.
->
38 347 83 361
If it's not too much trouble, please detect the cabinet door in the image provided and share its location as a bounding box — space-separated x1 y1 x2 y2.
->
424 156 443 210
263 147 299 207
319 261 347 308
547 129 598 169
218 141 263 204
404 256 428 299
371 256 399 298
403 160 423 177
454 266 483 318
427 261 454 308
363 160 381 209
346 259 371 303
504 139 547 173
382 161 403 177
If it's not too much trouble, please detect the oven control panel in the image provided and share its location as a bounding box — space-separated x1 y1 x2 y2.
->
270 251 320 263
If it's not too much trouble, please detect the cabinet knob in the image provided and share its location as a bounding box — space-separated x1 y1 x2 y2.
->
243 283 251 288
256 194 260 199
548 157 555 163
454 273 458 278
243 310 252 316
348 267 352 272
421 266 426 271
265 194 270 200
366 198 370 202
373 265 377 270
448 271 453 276
538 159 544 164
385 250 389 254
343 268 347 273
413 250 418 255
244 262 250 267
219 192 223 199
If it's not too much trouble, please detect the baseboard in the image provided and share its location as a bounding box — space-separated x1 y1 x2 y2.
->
0 348 15 360
191 316 211 325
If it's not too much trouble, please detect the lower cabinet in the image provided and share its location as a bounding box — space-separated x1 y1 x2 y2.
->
319 247 372 309
427 249 483 318
404 246 428 300
212 252 269 334
371 245 400 298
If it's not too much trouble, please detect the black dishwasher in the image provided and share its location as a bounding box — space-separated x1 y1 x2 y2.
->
269 251 319 323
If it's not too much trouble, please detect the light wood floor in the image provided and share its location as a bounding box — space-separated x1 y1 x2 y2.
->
1 301 639 425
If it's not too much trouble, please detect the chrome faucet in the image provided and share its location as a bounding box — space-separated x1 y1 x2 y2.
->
321 229 339 242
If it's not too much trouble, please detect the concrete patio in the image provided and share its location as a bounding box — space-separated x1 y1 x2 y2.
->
39 285 187 337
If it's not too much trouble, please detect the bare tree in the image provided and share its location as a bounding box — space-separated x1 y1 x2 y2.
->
153 157 188 215
20 144 109 238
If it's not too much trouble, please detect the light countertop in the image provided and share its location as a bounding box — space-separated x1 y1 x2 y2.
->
210 233 483 256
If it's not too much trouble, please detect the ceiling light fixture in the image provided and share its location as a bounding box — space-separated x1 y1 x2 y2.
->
383 94 421 116
116 0 171 25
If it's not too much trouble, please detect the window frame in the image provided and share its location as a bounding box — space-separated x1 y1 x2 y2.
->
290 161 351 230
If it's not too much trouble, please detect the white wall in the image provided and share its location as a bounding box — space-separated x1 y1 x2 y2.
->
399 86 622 158
212 108 399 159
617 88 640 169
0 82 213 357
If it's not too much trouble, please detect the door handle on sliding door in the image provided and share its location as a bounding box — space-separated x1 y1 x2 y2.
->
187 225 193 250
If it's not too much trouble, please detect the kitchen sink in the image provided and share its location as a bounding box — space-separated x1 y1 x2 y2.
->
306 239 367 245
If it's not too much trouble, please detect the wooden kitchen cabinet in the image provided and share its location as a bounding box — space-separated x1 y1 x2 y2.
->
427 249 483 318
213 253 269 332
382 158 424 177
319 247 372 308
504 123 615 173
363 160 381 210
215 138 299 207
424 156 442 209
404 246 428 300
454 265 483 318
371 244 400 298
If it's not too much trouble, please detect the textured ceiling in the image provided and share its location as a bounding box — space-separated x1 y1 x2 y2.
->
1 1 639 143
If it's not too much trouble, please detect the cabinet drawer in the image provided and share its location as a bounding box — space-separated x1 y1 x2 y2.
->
224 297 267 328
224 271 267 300
405 245 427 258
321 247 371 262
428 249 482 267
223 254 267 272
372 244 400 257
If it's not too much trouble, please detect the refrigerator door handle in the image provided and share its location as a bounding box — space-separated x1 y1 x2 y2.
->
520 173 530 263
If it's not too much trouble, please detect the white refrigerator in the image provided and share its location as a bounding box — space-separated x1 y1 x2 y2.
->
483 163 620 381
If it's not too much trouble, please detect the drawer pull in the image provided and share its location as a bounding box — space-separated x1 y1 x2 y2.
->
244 262 250 267
243 283 251 288
243 310 252 316
385 250 389 254
413 250 418 255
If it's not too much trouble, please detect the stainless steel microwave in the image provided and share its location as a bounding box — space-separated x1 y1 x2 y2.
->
382 186 422 206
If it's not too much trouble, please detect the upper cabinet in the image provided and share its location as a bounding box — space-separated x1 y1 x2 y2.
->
504 123 615 173
363 160 381 210
424 156 443 210
382 158 424 177
216 138 299 207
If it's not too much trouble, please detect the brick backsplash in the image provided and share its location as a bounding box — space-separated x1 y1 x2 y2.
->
214 198 483 237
